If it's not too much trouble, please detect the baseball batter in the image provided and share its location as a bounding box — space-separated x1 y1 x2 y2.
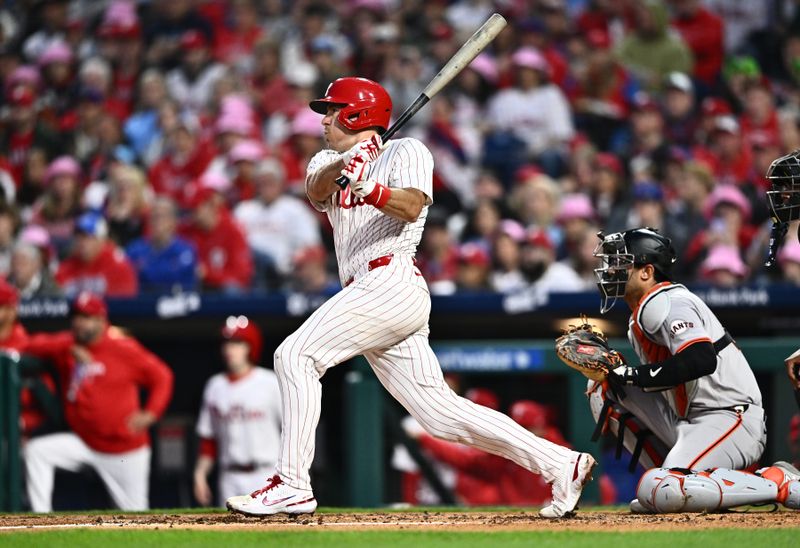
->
589 227 800 512
194 316 282 506
226 77 595 519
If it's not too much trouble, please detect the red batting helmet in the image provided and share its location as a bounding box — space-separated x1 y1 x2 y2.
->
309 77 392 132
222 315 263 364
510 400 549 431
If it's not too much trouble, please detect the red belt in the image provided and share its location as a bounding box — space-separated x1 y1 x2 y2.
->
345 254 415 287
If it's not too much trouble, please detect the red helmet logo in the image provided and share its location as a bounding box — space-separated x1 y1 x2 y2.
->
309 77 392 132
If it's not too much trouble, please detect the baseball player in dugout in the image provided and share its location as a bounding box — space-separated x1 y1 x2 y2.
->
764 151 800 409
22 292 174 512
588 227 800 513
226 76 596 519
194 316 282 507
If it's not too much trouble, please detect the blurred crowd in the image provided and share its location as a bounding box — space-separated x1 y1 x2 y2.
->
0 0 799 299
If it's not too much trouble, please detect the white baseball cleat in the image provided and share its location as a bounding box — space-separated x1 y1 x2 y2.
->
226 475 317 516
539 452 597 519
629 498 654 514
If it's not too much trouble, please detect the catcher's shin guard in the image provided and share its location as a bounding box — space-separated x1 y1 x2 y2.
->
635 467 780 513
588 381 666 471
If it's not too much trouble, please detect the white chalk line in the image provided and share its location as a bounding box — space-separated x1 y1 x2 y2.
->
0 520 454 531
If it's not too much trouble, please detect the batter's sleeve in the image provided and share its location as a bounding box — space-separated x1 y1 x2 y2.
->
388 139 434 205
305 149 341 212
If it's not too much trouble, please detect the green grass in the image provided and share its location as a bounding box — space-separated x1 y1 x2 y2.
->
1 529 798 548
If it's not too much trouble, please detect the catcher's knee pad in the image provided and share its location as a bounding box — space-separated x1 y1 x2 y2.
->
588 383 664 471
636 467 779 513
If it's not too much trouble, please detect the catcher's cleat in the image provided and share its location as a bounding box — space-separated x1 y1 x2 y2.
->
539 452 597 519
759 461 800 509
226 474 317 516
629 498 654 514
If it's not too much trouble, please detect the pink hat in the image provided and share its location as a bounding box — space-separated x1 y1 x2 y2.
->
557 193 596 224
215 114 255 136
291 110 323 137
45 156 81 183
498 219 526 242
703 184 752 221
778 237 800 266
468 53 498 84
700 245 748 278
511 47 549 73
18 224 51 248
220 94 254 118
199 171 231 192
229 140 264 163
7 66 41 90
37 41 73 66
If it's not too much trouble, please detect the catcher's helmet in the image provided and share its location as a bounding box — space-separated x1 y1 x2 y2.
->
222 315 263 364
766 149 800 223
593 227 677 314
309 77 392 132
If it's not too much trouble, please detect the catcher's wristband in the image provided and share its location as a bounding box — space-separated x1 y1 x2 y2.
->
363 181 392 209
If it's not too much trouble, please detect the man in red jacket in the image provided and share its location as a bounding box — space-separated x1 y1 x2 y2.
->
23 292 173 512
180 187 253 292
671 0 724 86
55 211 138 297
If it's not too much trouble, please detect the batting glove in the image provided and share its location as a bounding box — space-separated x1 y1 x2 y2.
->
351 178 392 209
341 135 383 166
340 153 371 184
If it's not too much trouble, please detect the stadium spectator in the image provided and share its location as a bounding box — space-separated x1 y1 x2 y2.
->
700 244 749 287
662 72 697 148
0 202 18 276
213 0 264 67
166 30 226 115
234 158 320 289
416 208 459 296
8 240 61 299
24 292 173 512
455 242 492 292
124 69 169 166
486 47 573 179
490 220 526 294
30 155 82 259
556 193 597 260
670 0 724 87
616 0 693 90
55 211 138 298
289 245 339 297
126 197 197 294
510 173 562 247
589 152 629 225
104 165 151 248
225 139 264 205
519 228 584 294
180 187 253 293
778 236 800 286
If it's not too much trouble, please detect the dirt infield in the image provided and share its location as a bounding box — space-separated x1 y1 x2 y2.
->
1 510 799 533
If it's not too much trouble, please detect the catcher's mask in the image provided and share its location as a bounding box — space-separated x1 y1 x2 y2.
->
593 227 676 314
766 149 800 224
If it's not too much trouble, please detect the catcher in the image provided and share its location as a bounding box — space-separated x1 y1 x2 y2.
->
556 227 800 512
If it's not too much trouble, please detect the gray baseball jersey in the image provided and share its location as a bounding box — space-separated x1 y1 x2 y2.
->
627 282 762 417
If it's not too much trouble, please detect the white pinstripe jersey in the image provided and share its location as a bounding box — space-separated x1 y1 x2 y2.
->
306 138 434 285
627 283 761 417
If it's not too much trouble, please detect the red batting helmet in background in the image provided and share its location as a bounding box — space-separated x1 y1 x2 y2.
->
309 77 392 132
222 315 263 364
510 400 549 431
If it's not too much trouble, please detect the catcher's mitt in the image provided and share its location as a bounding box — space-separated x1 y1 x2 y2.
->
555 316 626 381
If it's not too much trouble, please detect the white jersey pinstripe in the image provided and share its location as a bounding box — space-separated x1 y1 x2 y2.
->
306 138 433 285
269 134 581 496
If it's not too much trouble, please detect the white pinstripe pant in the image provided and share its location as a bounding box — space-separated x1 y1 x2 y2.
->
274 255 575 491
